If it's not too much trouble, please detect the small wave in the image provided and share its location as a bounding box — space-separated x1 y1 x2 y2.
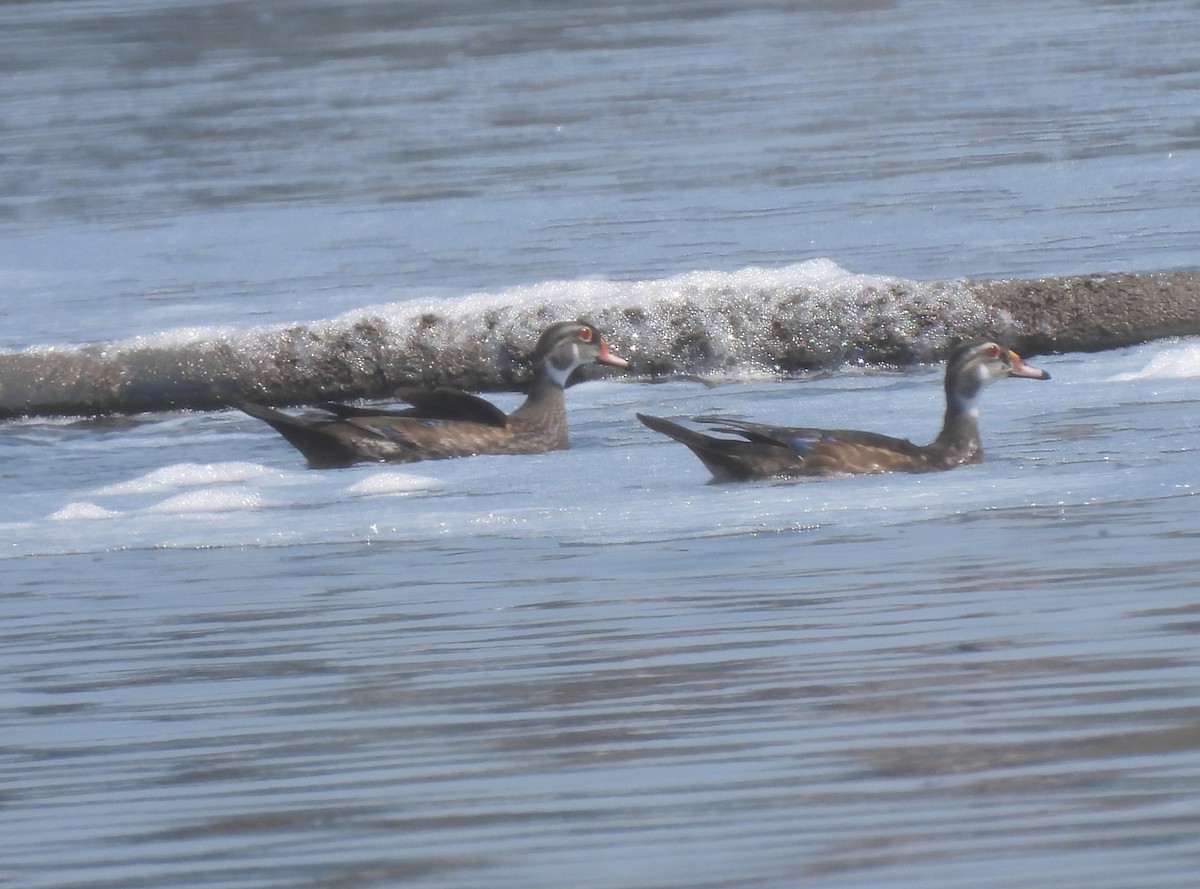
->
1108 340 1200 381
49 502 121 521
94 461 275 495
346 472 440 496
144 488 263 514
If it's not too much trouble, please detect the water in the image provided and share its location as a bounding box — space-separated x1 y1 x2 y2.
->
3 2 1200 887
3 0 1200 350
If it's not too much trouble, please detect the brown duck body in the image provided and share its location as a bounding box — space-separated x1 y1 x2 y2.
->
638 340 1050 483
243 321 627 469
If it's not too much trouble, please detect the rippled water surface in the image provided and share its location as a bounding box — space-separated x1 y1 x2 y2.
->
3 2 1200 887
3 0 1200 348
6 342 1200 888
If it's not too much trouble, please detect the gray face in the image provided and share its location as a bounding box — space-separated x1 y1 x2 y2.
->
945 340 1051 416
535 322 604 388
944 341 1009 412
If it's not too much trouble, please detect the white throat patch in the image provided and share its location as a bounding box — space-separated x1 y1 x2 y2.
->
545 344 582 388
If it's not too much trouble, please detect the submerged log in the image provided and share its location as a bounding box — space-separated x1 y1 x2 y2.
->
976 271 1200 355
2 268 1198 419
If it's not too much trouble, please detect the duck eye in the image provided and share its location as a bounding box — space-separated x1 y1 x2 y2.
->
578 327 594 342
985 343 1002 358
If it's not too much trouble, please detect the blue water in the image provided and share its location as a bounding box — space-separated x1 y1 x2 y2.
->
3 2 1200 888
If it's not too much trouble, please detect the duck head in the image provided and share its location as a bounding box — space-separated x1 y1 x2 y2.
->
945 340 1050 414
534 320 629 387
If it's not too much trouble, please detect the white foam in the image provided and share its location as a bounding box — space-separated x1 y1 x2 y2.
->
109 324 246 354
49 502 120 521
1108 339 1200 381
95 461 275 495
346 471 439 496
6 260 1003 421
340 259 931 331
3 342 1190 559
309 258 996 376
144 488 263 514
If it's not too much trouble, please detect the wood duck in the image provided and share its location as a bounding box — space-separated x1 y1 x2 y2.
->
637 340 1050 482
243 321 628 468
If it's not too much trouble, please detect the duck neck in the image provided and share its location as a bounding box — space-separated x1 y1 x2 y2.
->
507 367 569 444
928 396 983 467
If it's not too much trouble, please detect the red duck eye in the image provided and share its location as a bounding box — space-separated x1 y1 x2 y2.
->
578 327 594 342
985 343 1002 358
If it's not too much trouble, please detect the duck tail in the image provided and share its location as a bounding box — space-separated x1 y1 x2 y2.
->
240 402 359 469
636 412 790 482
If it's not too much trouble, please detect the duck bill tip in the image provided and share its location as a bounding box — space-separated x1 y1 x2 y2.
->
1007 350 1050 380
597 340 630 369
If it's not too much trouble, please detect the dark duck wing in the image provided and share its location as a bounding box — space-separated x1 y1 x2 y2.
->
243 320 627 468
636 414 922 480
639 340 1050 482
318 388 509 427
698 417 928 475
636 412 806 481
239 401 403 469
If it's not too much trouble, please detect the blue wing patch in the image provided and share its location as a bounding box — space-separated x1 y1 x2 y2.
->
377 419 447 442
785 431 833 457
